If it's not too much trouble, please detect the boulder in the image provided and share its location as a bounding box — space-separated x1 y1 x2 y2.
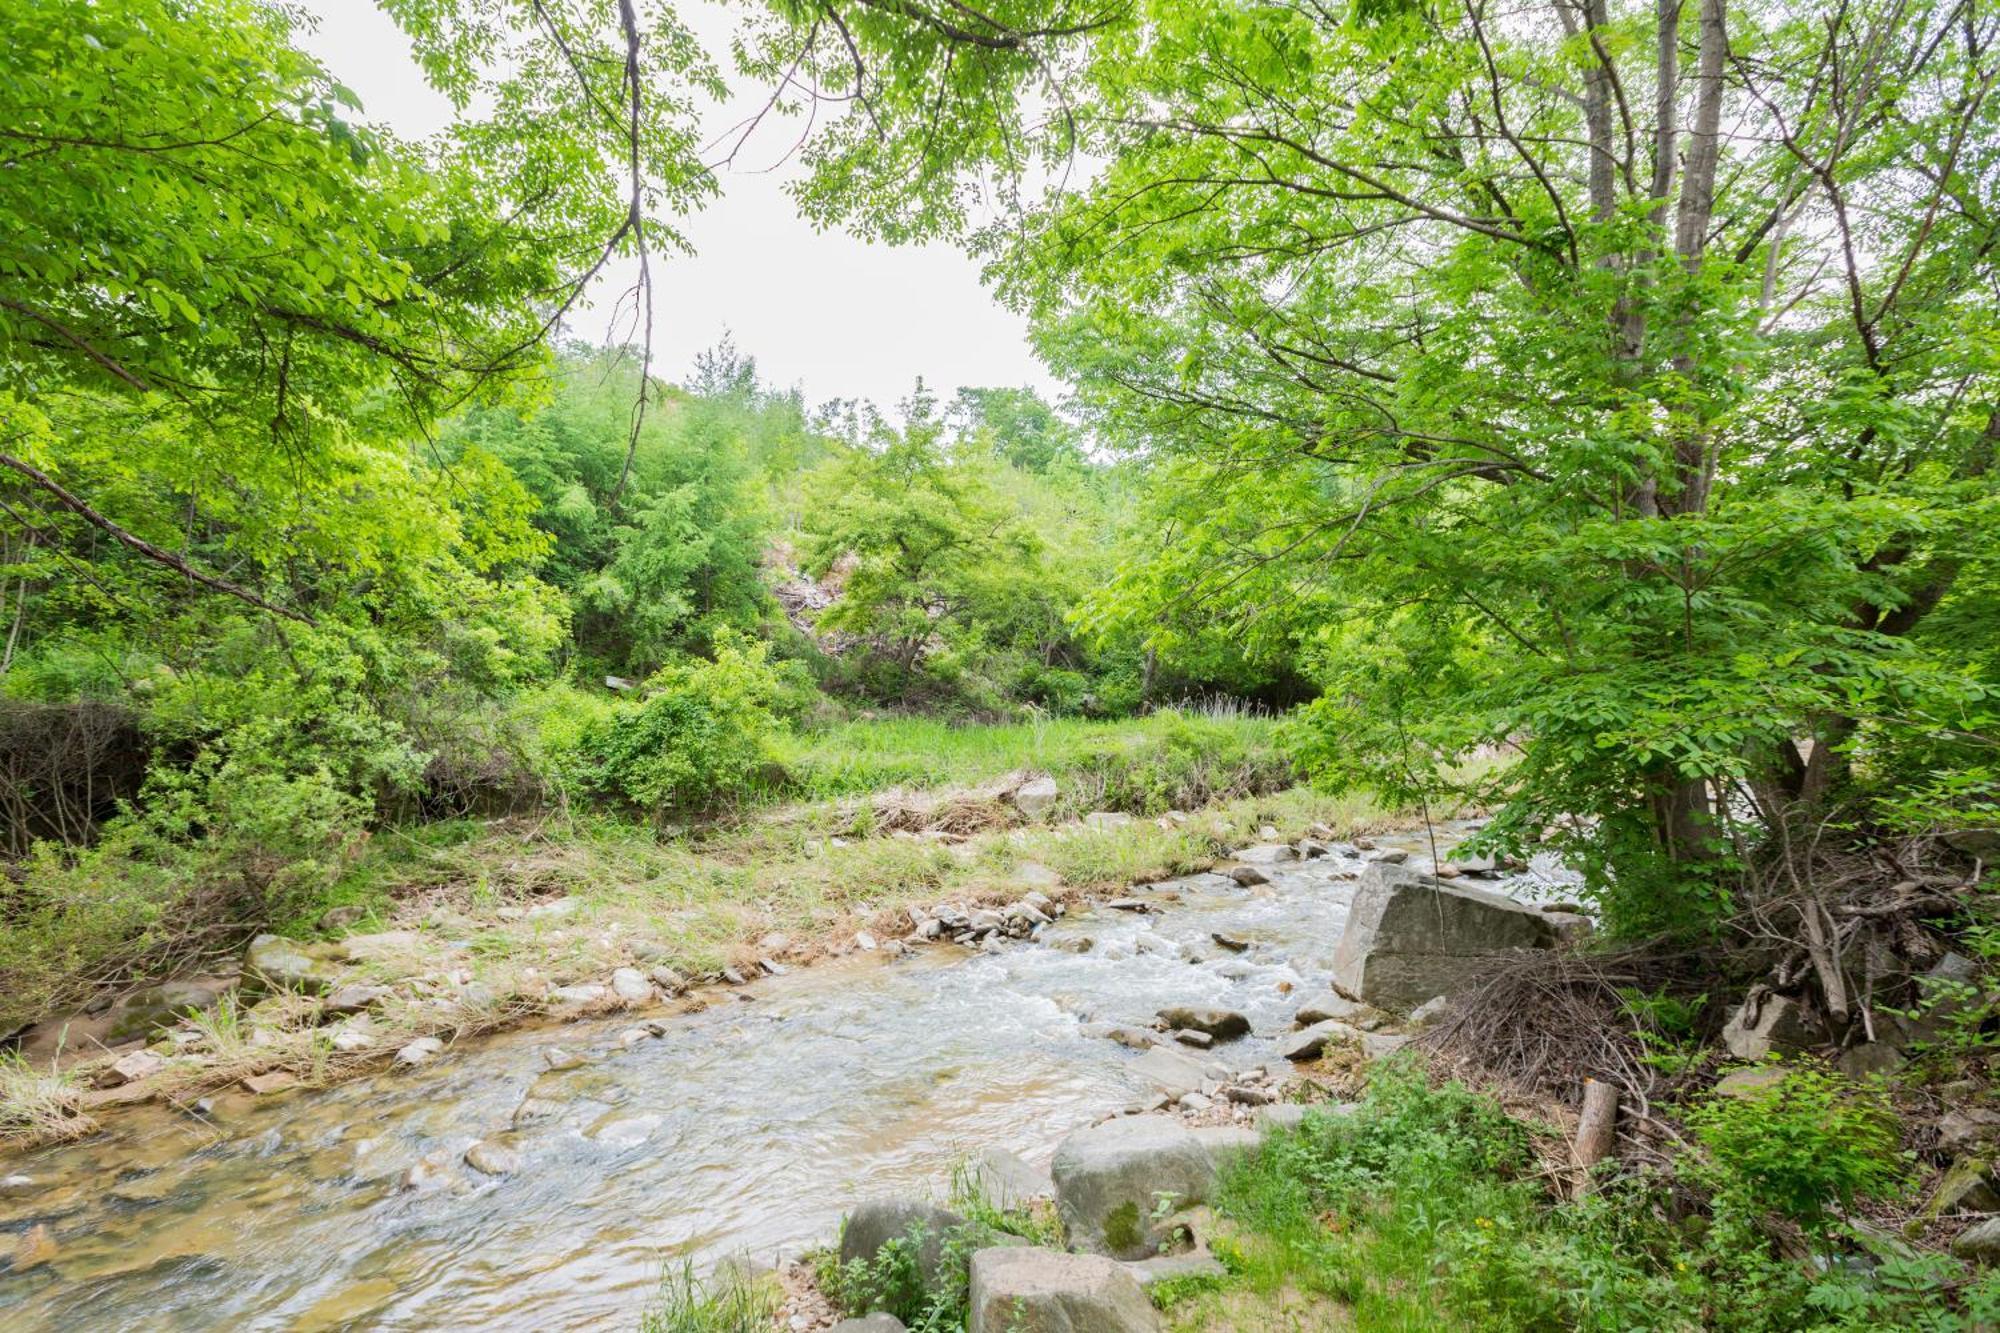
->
1406 995 1451 1029
1720 991 1818 1061
1191 1125 1262 1173
1955 1217 2000 1265
1939 1108 2000 1156
831 1317 908 1333
1155 1006 1249 1041
1227 865 1270 887
609 968 654 1005
1541 911 1595 944
244 934 341 996
1051 1115 1217 1258
106 976 237 1040
1330 864 1557 1010
1928 1158 2000 1216
1011 775 1061 819
968 1247 1161 1333
839 1199 969 1300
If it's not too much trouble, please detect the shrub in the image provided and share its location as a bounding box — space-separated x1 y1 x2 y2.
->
585 635 787 818
1685 1065 1910 1229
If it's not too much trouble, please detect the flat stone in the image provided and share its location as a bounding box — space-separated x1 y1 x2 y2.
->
541 1045 587 1071
1362 1032 1412 1060
1714 1066 1790 1099
1130 1045 1208 1096
968 1246 1161 1332
95 1049 168 1087
1293 993 1386 1029
465 1139 523 1176
322 984 390 1016
549 983 608 1010
1103 898 1150 912
589 1112 664 1146
1156 1006 1249 1040
1277 1020 1359 1061
1178 1091 1212 1112
1369 848 1410 864
1233 843 1297 865
1121 1251 1229 1291
1173 1029 1213 1050
617 1027 654 1048
240 1070 299 1095
971 1146 1055 1208
1052 1115 1217 1259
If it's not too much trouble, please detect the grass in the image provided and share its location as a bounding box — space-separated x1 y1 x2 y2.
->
637 1261 779 1333
768 708 1290 814
0 1050 96 1147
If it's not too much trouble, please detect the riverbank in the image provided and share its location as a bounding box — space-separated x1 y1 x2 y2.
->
0 774 1387 1150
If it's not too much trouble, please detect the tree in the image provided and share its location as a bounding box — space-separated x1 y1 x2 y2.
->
757 0 2000 929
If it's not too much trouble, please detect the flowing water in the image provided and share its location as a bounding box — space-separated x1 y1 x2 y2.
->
0 823 1575 1331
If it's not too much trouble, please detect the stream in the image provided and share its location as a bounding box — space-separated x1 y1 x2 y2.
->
0 822 1575 1331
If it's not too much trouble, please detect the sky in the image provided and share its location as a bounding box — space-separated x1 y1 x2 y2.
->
292 1 1059 412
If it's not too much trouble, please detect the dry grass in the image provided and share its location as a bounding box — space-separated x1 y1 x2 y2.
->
0 1050 97 1148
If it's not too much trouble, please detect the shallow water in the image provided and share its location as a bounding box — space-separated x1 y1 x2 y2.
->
0 823 1574 1331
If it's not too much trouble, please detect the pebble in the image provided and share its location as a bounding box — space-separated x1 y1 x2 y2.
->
393 1036 445 1068
464 1140 523 1177
0 1174 36 1200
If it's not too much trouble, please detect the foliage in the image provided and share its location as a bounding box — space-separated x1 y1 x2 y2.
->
1685 1066 1910 1229
815 1221 977 1333
1204 1060 1982 1332
757 0 2000 936
584 636 789 818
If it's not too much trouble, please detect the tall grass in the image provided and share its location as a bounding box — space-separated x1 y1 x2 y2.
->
637 1261 778 1333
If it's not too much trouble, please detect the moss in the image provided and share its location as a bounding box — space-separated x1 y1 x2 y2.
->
1102 1199 1144 1256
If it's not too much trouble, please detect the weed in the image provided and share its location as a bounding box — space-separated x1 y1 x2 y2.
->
637 1260 778 1333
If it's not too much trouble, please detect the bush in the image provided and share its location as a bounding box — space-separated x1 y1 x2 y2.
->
1685 1065 1910 1229
1205 1058 1980 1332
585 635 788 818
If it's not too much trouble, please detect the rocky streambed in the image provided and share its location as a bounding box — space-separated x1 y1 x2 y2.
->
0 821 1577 1330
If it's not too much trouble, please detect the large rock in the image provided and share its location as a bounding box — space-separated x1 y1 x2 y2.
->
1720 990 1818 1061
1330 864 1557 1010
1955 1216 2000 1264
1011 776 1061 819
1051 1116 1216 1259
106 975 237 1040
244 934 341 995
968 1247 1161 1333
1293 993 1386 1029
831 1317 908 1333
839 1200 969 1300
1277 1019 1360 1061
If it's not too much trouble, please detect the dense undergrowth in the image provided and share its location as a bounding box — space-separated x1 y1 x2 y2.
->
1169 1060 1999 1333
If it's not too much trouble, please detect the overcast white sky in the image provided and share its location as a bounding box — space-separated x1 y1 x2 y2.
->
293 1 1058 411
